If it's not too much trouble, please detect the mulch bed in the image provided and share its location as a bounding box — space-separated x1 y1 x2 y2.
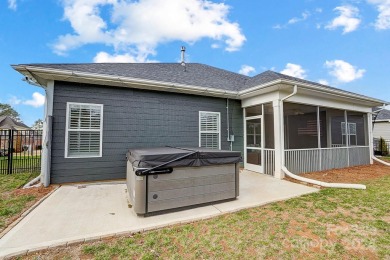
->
285 162 390 185
11 185 54 197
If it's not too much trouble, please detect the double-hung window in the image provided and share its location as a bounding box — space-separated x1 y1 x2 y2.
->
65 102 103 158
341 122 357 146
199 111 221 149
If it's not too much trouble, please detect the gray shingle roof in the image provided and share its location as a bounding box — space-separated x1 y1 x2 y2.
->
373 108 390 120
14 63 388 103
23 63 249 92
0 116 30 130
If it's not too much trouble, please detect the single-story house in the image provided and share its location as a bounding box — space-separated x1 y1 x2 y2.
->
12 61 389 186
0 116 37 153
373 107 390 154
373 108 390 141
0 116 30 131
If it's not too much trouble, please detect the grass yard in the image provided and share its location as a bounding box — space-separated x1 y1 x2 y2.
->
0 173 52 233
24 165 390 259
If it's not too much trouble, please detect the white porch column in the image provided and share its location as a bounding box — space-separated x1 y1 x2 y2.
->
367 113 374 164
273 99 284 179
41 81 54 187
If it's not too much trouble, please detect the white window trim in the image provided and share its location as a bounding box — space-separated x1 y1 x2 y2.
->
65 102 104 158
199 111 221 150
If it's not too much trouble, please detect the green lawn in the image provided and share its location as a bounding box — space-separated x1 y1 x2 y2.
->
0 173 39 232
26 173 390 259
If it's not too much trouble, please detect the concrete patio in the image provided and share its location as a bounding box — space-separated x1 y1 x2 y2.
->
0 170 318 258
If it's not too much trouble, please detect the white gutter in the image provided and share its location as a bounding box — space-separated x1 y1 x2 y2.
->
13 65 388 106
278 79 388 106
281 85 298 101
282 166 366 190
13 65 239 99
372 156 390 166
238 79 282 96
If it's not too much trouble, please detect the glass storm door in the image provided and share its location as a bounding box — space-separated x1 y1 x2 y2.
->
245 116 263 172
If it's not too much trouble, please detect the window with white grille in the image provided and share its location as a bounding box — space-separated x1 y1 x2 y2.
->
199 111 220 149
341 122 357 145
65 103 103 158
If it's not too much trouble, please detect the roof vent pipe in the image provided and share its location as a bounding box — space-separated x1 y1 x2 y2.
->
181 46 186 71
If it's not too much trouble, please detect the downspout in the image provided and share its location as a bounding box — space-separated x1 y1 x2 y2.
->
279 85 298 176
281 85 298 102
23 76 53 187
282 166 366 189
279 85 366 189
372 156 390 166
227 98 233 150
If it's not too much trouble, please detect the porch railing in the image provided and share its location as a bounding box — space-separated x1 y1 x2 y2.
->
285 146 370 174
264 149 275 176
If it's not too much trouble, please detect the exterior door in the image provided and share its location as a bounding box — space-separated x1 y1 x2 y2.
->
245 116 263 172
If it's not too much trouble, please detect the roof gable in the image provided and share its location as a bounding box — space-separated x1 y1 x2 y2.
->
0 116 30 130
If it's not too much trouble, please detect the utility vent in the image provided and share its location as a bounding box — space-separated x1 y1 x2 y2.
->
180 46 186 71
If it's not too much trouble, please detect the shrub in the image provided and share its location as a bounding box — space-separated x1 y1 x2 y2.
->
379 137 389 156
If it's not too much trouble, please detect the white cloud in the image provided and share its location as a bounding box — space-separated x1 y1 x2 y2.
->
325 60 365 82
8 0 17 10
238 65 256 76
23 92 45 108
318 79 329 85
8 96 21 105
326 5 361 34
94 51 144 63
288 11 310 24
273 11 311 29
280 63 307 79
272 24 283 29
367 0 390 30
54 0 246 61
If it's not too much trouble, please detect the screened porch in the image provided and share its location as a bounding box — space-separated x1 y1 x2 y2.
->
243 100 371 176
283 102 370 174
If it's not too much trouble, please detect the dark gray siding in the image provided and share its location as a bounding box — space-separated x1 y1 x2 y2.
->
51 81 243 183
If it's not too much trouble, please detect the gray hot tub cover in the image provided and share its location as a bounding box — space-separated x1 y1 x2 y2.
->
127 147 242 168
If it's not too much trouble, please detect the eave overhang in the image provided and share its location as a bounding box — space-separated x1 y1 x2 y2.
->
12 65 389 108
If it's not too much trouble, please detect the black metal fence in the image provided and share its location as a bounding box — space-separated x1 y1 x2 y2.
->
374 138 390 156
0 130 42 174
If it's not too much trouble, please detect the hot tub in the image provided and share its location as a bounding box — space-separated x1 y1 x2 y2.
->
126 147 241 215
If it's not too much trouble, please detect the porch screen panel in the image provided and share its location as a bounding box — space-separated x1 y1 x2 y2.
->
283 102 318 149
264 103 274 149
66 103 103 158
329 109 347 147
347 112 366 146
199 111 220 149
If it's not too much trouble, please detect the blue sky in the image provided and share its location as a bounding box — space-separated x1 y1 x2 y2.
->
1 0 390 126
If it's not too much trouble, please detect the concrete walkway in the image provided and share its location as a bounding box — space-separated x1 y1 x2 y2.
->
0 171 318 258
